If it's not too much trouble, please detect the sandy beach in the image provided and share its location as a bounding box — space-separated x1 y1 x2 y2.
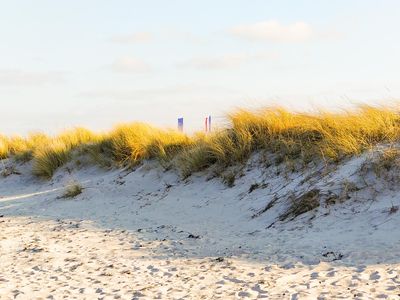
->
0 153 400 299
1 216 399 299
2 1 400 298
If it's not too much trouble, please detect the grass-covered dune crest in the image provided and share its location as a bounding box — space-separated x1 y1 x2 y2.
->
1 104 400 179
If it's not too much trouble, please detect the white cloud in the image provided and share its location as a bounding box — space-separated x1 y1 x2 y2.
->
231 20 314 42
111 32 153 44
0 69 65 86
109 56 151 73
179 52 279 70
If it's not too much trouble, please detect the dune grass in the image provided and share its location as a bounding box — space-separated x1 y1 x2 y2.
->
61 181 83 199
0 133 50 161
32 128 102 178
0 135 9 159
1 104 400 179
108 123 192 165
178 105 400 175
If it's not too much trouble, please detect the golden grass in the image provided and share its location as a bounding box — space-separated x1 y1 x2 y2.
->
177 105 400 175
0 135 9 159
108 123 192 165
32 128 101 178
32 139 71 178
0 132 50 162
229 105 400 161
1 104 400 179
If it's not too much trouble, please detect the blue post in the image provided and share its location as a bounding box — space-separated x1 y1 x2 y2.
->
178 117 184 132
208 115 211 132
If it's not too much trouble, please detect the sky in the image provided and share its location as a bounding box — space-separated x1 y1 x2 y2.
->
0 0 399 134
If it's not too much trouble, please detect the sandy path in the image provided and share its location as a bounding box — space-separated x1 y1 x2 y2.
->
0 217 399 299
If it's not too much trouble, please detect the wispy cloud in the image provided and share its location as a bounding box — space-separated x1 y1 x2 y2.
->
111 32 153 44
0 69 65 86
230 20 315 42
109 56 151 73
178 52 279 70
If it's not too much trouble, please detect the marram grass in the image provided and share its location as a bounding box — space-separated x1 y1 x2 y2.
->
2 105 400 179
108 123 192 165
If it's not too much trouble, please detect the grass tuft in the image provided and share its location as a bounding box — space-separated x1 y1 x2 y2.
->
32 128 100 178
109 123 192 165
61 182 83 199
32 139 71 178
0 135 9 159
280 189 320 221
222 171 236 187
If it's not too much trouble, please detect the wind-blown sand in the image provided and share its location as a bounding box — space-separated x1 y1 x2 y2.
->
1 153 400 299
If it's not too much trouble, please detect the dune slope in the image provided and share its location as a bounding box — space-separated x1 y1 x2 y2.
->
0 150 400 299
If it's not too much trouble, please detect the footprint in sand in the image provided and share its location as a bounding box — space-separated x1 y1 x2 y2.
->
326 270 336 277
370 271 381 281
237 291 251 297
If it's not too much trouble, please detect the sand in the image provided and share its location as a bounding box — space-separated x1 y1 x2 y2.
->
1 152 400 299
1 217 399 299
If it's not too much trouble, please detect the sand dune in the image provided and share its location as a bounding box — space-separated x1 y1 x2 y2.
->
1 152 400 299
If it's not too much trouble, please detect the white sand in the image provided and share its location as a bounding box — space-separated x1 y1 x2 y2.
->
1 152 400 299
1 217 399 299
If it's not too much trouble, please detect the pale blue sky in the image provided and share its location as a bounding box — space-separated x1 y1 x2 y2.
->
1 0 399 134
